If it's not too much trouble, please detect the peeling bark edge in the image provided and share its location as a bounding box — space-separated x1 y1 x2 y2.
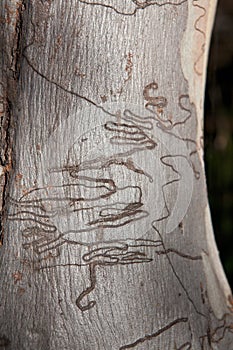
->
0 0 26 243
0 100 12 244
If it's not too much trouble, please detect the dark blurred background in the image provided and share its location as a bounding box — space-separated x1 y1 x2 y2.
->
205 0 233 289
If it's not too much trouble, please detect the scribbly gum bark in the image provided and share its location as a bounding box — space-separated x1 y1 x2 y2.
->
0 0 233 349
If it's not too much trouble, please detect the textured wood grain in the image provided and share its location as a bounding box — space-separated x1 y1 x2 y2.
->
0 1 233 349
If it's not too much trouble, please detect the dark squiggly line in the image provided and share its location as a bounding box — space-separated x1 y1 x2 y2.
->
156 248 202 260
79 0 187 16
119 317 188 349
146 104 172 126
192 0 207 76
76 242 156 310
172 95 192 128
143 83 200 179
84 248 148 264
143 82 171 127
123 109 154 130
76 262 97 311
78 0 187 16
105 121 156 151
72 156 153 182
146 93 200 179
155 155 181 222
132 238 163 248
157 125 200 179
143 82 168 109
199 313 233 346
88 208 149 228
17 181 116 202
158 130 199 179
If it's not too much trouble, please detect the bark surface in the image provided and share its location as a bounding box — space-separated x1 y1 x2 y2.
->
0 1 233 349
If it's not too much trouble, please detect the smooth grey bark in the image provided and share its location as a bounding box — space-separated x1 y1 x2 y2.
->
0 1 233 349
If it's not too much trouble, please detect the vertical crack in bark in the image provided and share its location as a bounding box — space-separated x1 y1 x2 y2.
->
0 100 12 244
7 1 25 80
0 0 26 243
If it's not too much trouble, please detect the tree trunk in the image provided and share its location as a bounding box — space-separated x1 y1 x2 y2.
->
1 1 233 349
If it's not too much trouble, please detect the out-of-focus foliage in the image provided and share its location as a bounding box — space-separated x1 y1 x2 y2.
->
205 0 233 288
